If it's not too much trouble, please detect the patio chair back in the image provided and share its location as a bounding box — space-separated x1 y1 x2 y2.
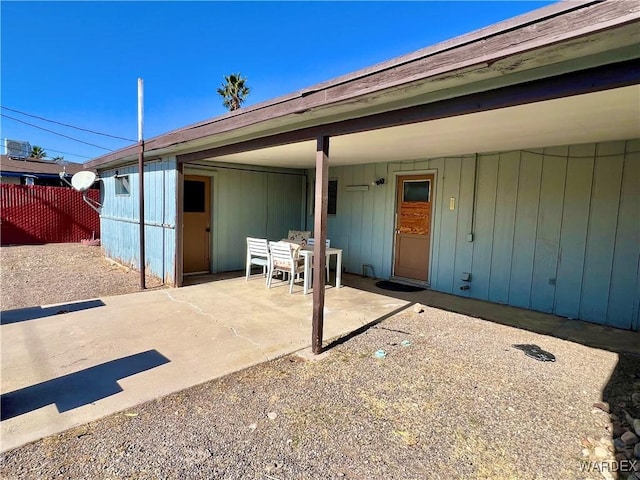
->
306 238 331 281
268 241 304 293
246 237 270 283
307 238 330 248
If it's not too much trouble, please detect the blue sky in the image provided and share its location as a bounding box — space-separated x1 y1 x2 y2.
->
1 1 555 163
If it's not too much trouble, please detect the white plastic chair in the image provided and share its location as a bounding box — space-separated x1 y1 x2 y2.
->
246 237 270 284
268 241 305 294
307 237 331 282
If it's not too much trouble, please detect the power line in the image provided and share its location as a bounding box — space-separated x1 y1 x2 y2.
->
1 113 113 151
0 139 93 160
1 106 136 142
39 149 92 160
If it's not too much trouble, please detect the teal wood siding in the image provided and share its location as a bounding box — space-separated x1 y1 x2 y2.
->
471 153 499 300
437 156 462 294
608 139 640 330
580 142 626 323
555 144 594 318
211 166 305 273
530 146 567 313
309 139 639 330
99 158 177 283
489 151 520 304
452 157 476 298
509 150 543 307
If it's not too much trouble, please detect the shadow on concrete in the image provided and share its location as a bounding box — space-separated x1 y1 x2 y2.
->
1 299 106 325
0 350 170 421
183 268 338 288
183 270 245 286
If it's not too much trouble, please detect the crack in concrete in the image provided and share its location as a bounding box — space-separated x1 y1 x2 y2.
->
163 291 270 361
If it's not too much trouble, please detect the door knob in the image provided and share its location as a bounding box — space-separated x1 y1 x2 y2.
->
206 227 211 232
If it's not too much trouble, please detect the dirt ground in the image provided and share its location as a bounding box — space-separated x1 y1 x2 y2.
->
2 306 638 480
0 243 165 311
1 243 638 479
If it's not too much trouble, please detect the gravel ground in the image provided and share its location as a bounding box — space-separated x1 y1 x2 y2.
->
0 243 164 311
1 244 637 479
2 301 637 480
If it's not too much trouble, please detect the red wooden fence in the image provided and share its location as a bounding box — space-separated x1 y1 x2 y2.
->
1 184 100 245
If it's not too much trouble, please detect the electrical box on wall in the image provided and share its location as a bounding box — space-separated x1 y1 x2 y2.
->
449 197 456 210
467 233 474 242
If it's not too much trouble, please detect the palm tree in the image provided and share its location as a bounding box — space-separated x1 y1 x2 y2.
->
30 145 47 159
216 73 250 111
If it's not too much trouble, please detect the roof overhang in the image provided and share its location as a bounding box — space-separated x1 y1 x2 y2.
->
182 85 639 168
86 0 640 170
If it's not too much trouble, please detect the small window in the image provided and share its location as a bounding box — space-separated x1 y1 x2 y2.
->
403 180 430 202
184 180 206 213
310 178 338 216
115 175 130 196
328 179 338 215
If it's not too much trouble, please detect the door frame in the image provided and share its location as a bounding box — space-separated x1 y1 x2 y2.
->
391 169 438 286
177 167 217 285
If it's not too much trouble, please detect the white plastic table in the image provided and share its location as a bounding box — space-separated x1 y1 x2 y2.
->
299 247 343 295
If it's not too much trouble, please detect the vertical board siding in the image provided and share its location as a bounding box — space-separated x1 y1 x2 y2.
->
338 165 354 272
383 163 402 279
212 167 304 272
453 156 476 297
509 150 543 307
580 142 625 323
488 151 520 304
317 139 638 330
436 157 462 293
554 144 594 318
359 163 376 275
349 166 364 274
371 162 388 277
427 158 445 288
607 142 640 328
470 154 499 300
99 158 177 283
530 147 567 312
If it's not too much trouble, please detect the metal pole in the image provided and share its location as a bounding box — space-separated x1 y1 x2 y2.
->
138 78 146 289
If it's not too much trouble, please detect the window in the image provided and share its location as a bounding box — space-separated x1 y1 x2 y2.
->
403 180 430 202
115 175 130 196
184 180 206 212
327 179 338 215
310 178 338 216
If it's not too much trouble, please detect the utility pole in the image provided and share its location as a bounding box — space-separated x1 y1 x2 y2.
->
138 78 146 289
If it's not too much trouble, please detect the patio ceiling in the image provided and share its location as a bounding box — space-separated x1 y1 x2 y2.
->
185 85 640 169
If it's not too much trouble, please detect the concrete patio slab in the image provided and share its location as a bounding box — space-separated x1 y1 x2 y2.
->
0 277 409 452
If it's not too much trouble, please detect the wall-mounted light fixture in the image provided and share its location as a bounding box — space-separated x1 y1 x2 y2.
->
371 178 385 186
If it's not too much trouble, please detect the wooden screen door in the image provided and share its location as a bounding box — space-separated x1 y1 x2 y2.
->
183 175 211 274
393 174 434 282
